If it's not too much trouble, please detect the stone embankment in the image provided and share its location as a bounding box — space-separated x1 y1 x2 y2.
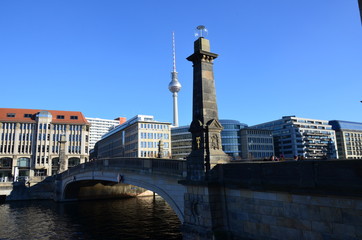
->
0 177 148 202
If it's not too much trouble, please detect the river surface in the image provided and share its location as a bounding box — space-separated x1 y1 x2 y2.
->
0 196 182 240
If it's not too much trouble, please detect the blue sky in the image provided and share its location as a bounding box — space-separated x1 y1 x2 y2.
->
0 0 361 126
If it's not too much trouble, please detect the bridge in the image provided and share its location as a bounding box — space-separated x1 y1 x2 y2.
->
53 157 362 240
54 158 187 222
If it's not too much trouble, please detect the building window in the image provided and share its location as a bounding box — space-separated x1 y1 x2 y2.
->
17 157 30 167
7 113 15 118
57 115 65 119
24 114 32 118
70 116 78 120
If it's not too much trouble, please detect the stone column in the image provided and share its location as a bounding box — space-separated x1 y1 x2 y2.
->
181 32 232 240
186 37 230 181
58 135 67 173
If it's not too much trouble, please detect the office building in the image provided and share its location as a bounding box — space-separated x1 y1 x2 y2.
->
171 125 191 160
252 116 337 159
86 117 126 150
329 120 362 159
0 108 90 181
220 120 248 159
240 128 274 160
96 115 171 159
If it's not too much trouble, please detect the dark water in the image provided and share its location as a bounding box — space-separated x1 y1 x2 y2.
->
0 197 182 240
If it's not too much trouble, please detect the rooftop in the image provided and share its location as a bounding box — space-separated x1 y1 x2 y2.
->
329 120 362 131
0 108 89 125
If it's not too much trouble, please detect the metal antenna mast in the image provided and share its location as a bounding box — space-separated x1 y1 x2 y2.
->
172 32 177 72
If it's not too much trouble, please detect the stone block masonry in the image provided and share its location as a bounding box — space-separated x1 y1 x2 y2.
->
203 159 362 240
225 189 362 240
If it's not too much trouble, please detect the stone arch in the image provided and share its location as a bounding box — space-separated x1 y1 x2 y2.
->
52 157 60 166
122 176 185 222
61 171 185 222
0 157 12 167
0 157 13 180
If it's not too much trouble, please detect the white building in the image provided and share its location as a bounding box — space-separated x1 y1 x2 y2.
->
86 117 126 150
252 116 338 159
96 115 172 159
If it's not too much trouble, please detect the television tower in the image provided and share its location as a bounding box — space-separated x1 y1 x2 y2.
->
168 32 182 127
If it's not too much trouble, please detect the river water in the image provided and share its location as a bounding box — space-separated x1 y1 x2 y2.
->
0 196 182 240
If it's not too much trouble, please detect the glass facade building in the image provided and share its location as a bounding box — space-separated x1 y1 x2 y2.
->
329 120 362 159
219 120 247 159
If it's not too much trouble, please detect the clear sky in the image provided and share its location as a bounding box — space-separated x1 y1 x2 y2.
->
0 0 361 126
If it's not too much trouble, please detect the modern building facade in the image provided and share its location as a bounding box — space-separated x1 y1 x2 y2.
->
96 115 171 159
329 120 362 159
171 120 246 160
219 120 247 159
86 117 126 150
0 108 90 181
252 116 338 159
240 128 274 160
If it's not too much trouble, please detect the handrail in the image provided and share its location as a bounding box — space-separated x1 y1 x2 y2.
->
60 158 187 179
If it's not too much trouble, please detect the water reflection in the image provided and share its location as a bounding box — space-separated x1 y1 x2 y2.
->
0 196 182 240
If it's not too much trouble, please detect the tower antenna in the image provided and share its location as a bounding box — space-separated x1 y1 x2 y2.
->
172 31 177 72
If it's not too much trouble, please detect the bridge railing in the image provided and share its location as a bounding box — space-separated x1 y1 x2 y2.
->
62 157 187 178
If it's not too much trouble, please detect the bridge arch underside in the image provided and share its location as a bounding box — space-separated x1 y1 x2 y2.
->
62 170 186 222
63 180 120 200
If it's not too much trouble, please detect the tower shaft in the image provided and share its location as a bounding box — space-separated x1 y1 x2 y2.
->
173 92 179 127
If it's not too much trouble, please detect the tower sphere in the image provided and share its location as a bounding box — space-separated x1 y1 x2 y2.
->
168 78 182 93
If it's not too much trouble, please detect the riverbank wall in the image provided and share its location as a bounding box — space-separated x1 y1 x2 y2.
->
1 177 149 202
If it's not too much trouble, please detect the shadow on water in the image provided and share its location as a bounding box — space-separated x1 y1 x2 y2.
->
0 197 182 240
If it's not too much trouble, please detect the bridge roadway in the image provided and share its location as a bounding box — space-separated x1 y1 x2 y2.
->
54 158 187 222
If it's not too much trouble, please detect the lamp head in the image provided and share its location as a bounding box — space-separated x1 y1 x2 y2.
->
194 25 208 38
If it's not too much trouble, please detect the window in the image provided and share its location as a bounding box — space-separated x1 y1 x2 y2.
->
56 115 65 119
70 116 78 120
7 113 15 118
24 114 32 118
17 157 30 167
